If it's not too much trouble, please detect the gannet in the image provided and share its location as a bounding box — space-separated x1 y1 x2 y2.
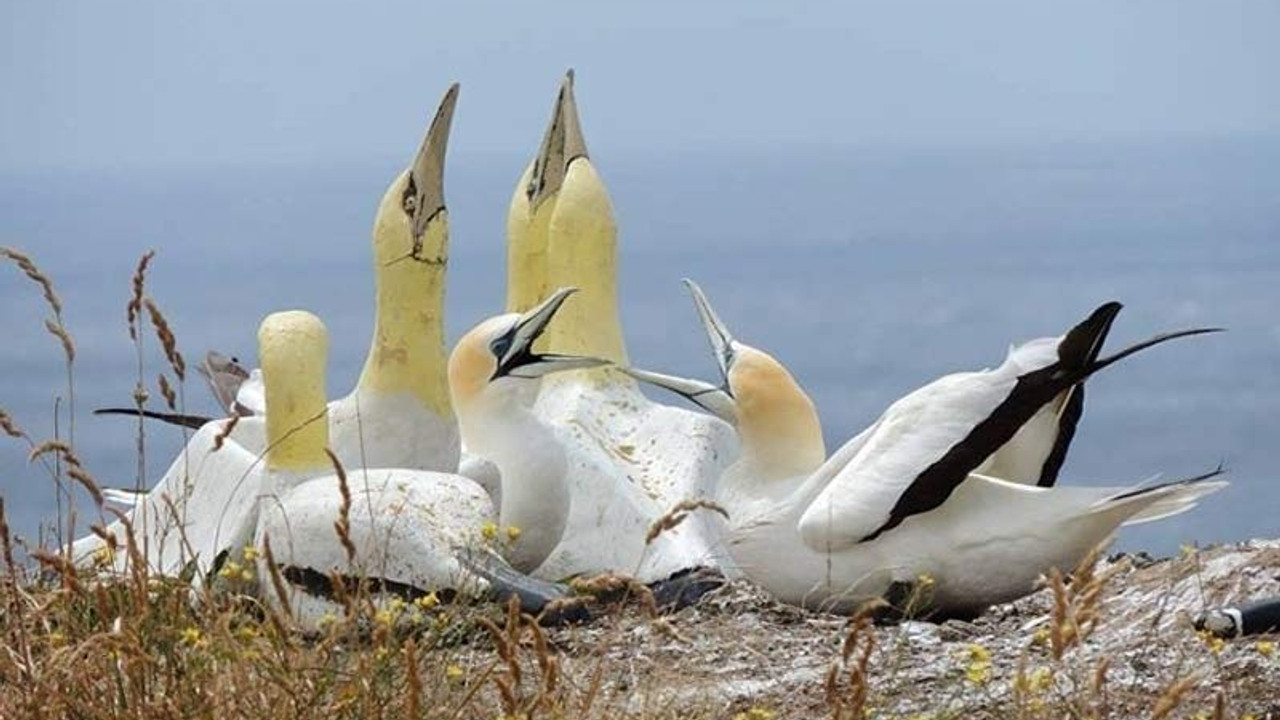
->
501 72 739 581
257 290 603 624
628 282 1227 617
92 85 463 473
71 343 280 575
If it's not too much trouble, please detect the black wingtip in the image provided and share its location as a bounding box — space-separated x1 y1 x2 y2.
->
1090 326 1224 374
94 407 212 430
1057 301 1123 373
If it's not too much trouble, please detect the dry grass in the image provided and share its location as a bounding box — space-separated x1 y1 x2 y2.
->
2 248 1277 719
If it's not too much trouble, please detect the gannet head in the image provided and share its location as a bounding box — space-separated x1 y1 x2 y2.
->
450 287 609 413
625 280 826 481
505 71 585 315
259 310 330 475
371 83 458 268
505 71 627 364
357 84 459 418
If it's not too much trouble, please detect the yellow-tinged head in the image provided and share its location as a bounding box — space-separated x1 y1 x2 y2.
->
623 280 826 482
260 310 330 472
727 345 826 480
357 83 458 417
506 71 579 315
506 71 627 364
450 288 609 416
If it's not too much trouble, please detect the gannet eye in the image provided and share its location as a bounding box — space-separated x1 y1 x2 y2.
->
489 334 513 361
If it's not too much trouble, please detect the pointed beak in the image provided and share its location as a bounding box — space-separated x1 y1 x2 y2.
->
526 70 589 209
406 82 460 240
621 366 738 424
683 279 737 384
495 287 610 379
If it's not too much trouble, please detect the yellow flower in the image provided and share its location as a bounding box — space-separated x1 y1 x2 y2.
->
91 546 114 568
48 631 67 647
445 664 465 682
217 560 242 579
1197 630 1225 655
1256 641 1275 658
963 643 992 685
179 626 204 647
386 596 407 615
480 521 499 541
1031 626 1051 647
733 708 776 720
239 568 254 582
965 663 991 685
1029 667 1052 693
505 525 522 542
415 591 439 610
374 609 395 628
242 544 260 562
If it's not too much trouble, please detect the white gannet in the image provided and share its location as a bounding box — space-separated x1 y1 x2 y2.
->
72 346 279 575
500 72 739 582
628 282 1227 617
92 85 463 473
257 290 603 625
71 87 467 575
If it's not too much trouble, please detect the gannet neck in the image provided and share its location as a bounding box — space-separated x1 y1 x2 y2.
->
505 161 553 314
722 345 825 498
260 310 330 473
356 170 452 417
544 156 628 364
449 316 570 571
464 396 567 571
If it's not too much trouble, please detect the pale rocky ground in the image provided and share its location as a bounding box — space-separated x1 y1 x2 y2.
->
453 540 1280 718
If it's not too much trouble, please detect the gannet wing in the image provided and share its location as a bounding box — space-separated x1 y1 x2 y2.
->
796 302 1217 552
196 351 251 415
232 369 265 416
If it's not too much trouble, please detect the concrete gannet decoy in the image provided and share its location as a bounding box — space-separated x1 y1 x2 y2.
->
501 72 739 581
627 282 1227 616
70 326 300 576
258 290 603 625
91 85 463 473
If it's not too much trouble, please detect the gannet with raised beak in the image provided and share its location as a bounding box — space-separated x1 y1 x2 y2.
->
92 85 463 473
257 290 604 625
628 282 1227 616
500 72 739 581
73 87 465 576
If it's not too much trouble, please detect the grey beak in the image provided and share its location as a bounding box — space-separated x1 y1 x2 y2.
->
526 70 590 209
496 287 611 379
621 366 737 425
407 82 460 240
683 279 737 384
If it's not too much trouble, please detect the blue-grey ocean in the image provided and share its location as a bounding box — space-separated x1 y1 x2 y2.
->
1 138 1277 555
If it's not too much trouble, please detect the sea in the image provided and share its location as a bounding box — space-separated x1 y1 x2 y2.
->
1 137 1277 556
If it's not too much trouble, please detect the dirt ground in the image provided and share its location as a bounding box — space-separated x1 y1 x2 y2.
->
470 540 1280 718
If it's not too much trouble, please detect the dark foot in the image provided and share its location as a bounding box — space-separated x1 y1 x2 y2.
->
649 566 726 611
456 549 591 625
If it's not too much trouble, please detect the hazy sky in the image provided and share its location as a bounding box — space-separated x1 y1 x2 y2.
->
3 1 1278 173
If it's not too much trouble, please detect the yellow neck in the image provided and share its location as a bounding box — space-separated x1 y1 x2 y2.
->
261 311 330 472
505 162 554 314
356 176 452 417
544 158 628 364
